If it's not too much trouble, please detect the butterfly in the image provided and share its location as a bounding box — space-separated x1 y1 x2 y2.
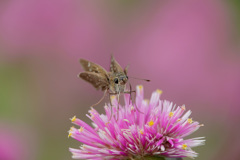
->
79 55 129 94
78 55 149 119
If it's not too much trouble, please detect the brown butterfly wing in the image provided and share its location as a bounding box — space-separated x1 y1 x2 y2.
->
79 72 109 91
80 59 108 77
110 55 124 73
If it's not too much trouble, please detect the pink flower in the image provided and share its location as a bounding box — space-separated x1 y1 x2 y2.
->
69 86 205 159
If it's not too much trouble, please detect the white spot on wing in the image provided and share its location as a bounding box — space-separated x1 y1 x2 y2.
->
88 62 91 67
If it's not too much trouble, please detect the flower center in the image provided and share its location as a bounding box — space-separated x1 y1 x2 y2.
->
169 112 174 117
182 144 188 150
71 116 76 122
187 118 193 124
148 120 154 126
78 127 84 133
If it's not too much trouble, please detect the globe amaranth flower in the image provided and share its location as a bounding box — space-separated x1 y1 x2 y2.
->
68 85 205 159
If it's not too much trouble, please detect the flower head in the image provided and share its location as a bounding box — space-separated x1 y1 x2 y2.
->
69 85 205 159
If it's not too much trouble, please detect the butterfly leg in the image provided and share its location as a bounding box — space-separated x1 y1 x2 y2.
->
129 82 134 105
128 82 132 105
124 89 143 114
91 90 107 108
108 91 117 121
108 91 113 121
116 92 120 121
108 92 121 121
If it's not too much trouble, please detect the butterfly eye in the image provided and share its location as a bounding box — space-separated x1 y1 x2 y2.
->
114 78 118 84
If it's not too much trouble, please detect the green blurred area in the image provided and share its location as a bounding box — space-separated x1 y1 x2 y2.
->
0 63 32 119
228 0 240 40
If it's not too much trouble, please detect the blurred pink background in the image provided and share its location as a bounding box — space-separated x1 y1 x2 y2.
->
0 0 240 160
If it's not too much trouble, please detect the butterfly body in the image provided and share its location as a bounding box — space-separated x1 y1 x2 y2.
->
108 72 128 93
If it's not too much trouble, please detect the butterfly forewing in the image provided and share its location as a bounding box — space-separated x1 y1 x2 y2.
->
110 55 124 73
80 59 109 78
79 56 129 93
79 72 109 91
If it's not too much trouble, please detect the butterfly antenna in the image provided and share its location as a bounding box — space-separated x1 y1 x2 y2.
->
128 76 150 82
116 93 120 121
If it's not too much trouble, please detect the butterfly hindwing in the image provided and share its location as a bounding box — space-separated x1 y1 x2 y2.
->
79 72 109 91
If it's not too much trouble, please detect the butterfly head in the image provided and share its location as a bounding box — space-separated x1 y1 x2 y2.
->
110 72 128 93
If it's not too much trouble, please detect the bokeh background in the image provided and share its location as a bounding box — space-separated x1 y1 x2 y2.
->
0 0 240 160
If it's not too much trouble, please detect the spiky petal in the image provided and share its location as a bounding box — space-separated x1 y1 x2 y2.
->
69 86 205 159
